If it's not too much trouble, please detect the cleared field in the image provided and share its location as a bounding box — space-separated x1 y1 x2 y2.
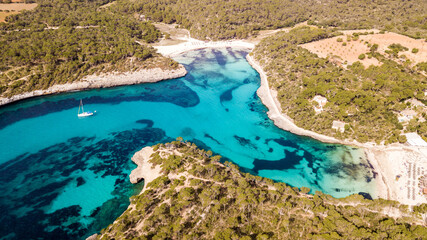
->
361 32 427 65
0 3 37 22
0 11 14 22
301 31 426 68
247 22 309 44
152 23 189 46
0 3 37 11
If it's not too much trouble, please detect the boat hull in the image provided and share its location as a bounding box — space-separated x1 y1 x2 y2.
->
78 112 94 118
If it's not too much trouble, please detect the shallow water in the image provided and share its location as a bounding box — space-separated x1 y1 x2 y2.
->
0 48 377 239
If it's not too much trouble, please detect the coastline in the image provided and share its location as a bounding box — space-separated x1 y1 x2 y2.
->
246 54 349 146
246 53 427 205
2 35 425 206
0 65 187 107
94 143 426 239
1 38 254 107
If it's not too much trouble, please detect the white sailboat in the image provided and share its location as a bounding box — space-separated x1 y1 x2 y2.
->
77 99 94 118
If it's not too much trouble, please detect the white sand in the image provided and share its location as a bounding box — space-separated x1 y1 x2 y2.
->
366 146 427 205
155 36 255 57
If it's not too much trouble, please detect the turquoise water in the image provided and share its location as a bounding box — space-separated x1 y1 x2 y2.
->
0 48 377 239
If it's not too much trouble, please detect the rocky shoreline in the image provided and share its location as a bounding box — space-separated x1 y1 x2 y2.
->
129 146 162 191
0 65 187 106
87 146 162 240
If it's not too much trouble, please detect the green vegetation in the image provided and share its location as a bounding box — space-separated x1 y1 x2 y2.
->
97 141 427 239
416 62 427 73
405 117 427 142
252 27 427 143
109 0 427 40
1 0 426 101
0 0 178 98
412 48 419 54
386 43 409 57
370 43 379 52
358 53 366 60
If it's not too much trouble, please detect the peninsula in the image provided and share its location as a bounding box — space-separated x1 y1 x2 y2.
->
95 141 427 239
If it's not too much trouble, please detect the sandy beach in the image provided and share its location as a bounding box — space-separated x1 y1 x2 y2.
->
366 146 427 205
155 36 255 57
0 65 187 106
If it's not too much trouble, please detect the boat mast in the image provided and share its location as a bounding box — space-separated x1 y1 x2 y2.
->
78 99 83 114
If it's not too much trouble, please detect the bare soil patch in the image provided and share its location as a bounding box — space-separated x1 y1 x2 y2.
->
0 11 14 22
152 23 190 46
300 31 427 68
0 3 37 11
0 3 37 22
362 32 427 65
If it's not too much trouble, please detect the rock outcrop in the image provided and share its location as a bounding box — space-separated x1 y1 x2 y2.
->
129 147 162 192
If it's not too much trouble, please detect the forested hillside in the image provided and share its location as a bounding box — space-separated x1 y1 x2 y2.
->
111 0 427 40
252 27 427 143
1 0 426 99
0 0 177 98
97 141 427 239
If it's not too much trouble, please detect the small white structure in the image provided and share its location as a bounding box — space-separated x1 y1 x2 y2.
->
398 109 417 122
139 14 147 21
312 95 328 113
405 99 425 108
398 116 410 123
405 133 427 147
332 120 346 133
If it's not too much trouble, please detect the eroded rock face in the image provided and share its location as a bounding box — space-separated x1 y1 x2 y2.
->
129 147 162 190
129 169 144 184
86 233 98 240
0 65 187 106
